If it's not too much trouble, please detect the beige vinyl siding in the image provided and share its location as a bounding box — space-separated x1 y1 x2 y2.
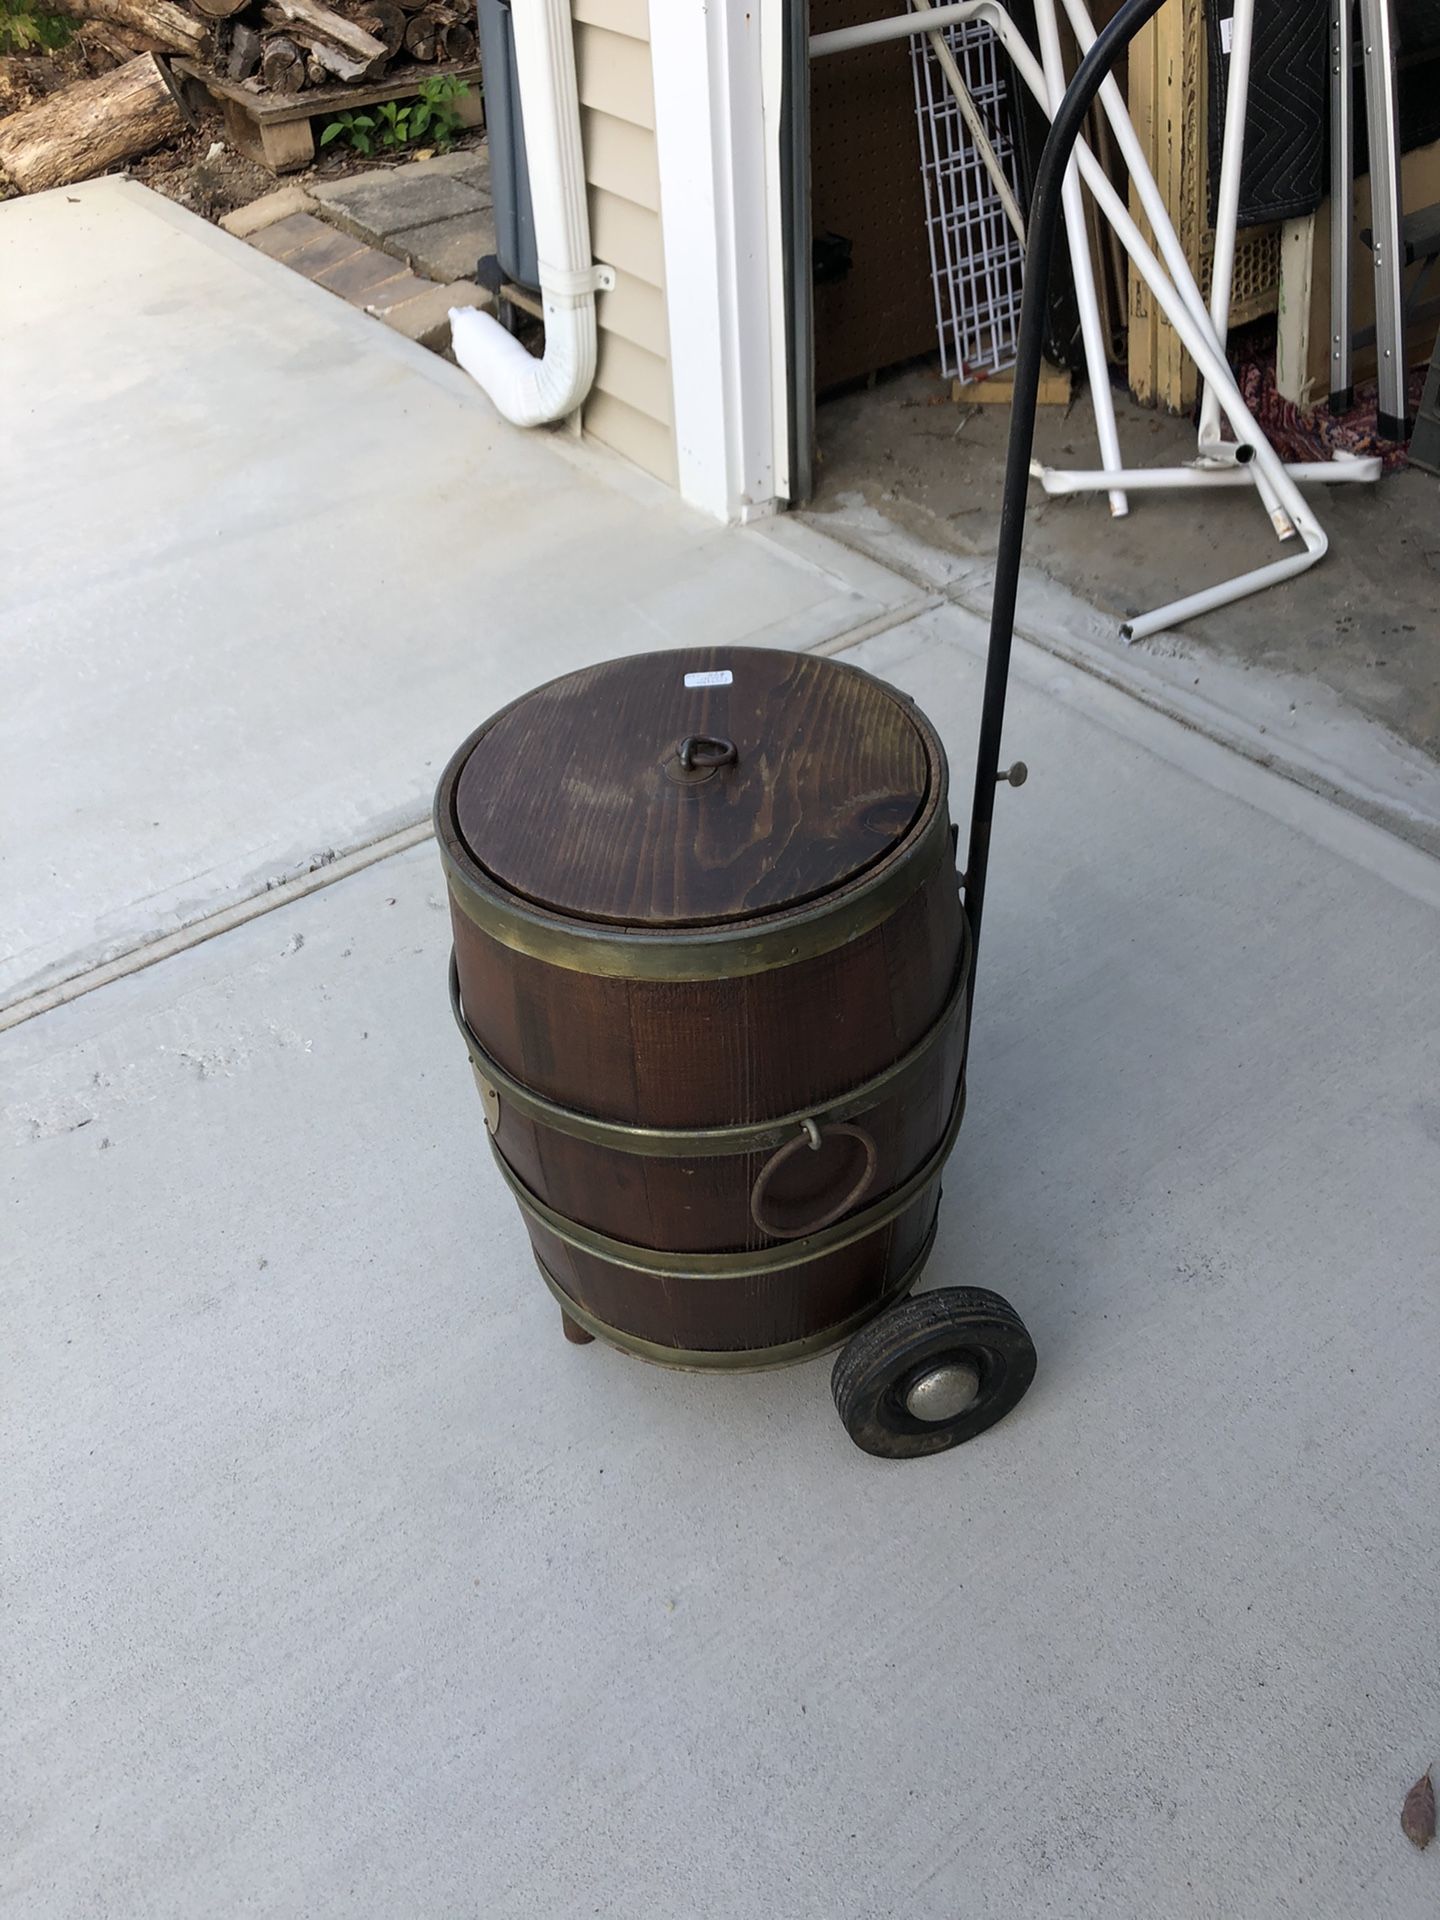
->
580 108 659 212
572 0 648 36
595 268 667 360
583 392 676 484
575 26 654 126
587 187 665 285
572 0 674 485
595 331 672 425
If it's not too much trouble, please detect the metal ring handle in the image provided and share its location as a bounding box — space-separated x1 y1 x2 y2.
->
489 1082 965 1278
677 735 739 772
749 1121 879 1240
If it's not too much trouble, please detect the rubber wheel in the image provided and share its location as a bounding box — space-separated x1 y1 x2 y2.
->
831 1287 1037 1460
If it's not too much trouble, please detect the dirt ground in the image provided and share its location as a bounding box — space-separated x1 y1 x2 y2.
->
816 359 1440 764
128 114 489 223
0 45 265 214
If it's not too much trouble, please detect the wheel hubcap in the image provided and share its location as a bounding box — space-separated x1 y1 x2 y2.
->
903 1358 981 1422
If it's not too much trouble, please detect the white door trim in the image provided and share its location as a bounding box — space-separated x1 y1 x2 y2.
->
649 0 787 521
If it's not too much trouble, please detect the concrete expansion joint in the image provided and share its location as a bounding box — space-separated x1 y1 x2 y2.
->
0 821 435 1036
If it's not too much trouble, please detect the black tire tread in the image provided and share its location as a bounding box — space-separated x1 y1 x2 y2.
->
831 1285 1036 1461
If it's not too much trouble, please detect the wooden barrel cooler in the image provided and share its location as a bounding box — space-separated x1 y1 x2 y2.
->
436 646 1036 1457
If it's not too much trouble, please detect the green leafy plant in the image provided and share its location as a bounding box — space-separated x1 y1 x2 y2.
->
319 109 376 158
0 0 72 52
318 76 470 161
411 74 470 152
374 98 412 150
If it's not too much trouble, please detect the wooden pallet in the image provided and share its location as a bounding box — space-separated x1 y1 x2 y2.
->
500 282 542 321
176 56 481 172
951 361 1072 407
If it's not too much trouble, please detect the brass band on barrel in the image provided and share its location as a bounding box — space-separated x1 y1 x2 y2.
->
438 800 951 981
434 703 953 981
531 1220 941 1373
447 913 971 1158
486 1079 966 1280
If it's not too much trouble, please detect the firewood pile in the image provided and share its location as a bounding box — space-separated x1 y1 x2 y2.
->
202 0 476 97
0 0 477 194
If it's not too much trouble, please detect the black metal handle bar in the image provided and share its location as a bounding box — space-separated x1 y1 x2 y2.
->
962 0 1166 981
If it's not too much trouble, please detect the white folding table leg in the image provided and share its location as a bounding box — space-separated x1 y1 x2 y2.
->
1030 454 1382 491
811 4 1336 635
1032 0 1129 516
1357 0 1408 437
1198 0 1255 455
984 7 1331 632
1329 0 1354 411
980 12 1333 634
1059 0 1293 536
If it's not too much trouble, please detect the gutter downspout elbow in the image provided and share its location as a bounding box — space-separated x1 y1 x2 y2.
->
451 0 609 428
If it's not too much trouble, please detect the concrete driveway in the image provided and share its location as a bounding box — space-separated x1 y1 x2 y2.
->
1 179 921 1014
5 181 1440 1920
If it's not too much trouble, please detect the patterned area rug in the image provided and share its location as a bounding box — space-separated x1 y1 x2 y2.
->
1233 354 1428 472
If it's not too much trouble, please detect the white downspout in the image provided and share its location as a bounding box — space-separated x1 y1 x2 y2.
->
449 0 613 427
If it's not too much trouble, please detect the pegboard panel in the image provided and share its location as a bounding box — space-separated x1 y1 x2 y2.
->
811 0 938 390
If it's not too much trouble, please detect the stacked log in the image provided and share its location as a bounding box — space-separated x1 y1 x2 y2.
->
400 3 470 63
40 0 206 55
216 0 472 83
11 0 471 86
0 0 478 192
0 52 183 192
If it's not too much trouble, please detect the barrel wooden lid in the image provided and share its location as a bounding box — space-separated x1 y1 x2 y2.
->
452 648 933 928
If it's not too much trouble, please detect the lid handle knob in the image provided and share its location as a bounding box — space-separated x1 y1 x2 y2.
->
677 735 739 773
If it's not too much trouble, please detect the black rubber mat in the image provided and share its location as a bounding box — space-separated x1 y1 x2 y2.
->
1206 0 1328 226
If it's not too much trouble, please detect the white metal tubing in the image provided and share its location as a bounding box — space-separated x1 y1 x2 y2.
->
982 3 1332 633
1033 0 1128 515
1120 548 1323 638
818 0 1303 521
1198 0 1255 453
814 0 1315 535
1031 455 1383 491
1057 0 1295 536
1058 0 1203 310
1036 142 1329 633
912 0 1026 242
811 6 988 57
988 16 1320 520
812 0 1333 633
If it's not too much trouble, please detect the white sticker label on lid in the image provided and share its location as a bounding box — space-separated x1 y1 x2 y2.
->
684 670 734 688
1220 15 1232 51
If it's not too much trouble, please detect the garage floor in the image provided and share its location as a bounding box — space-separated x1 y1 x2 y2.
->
814 364 1440 852
5 180 1440 1920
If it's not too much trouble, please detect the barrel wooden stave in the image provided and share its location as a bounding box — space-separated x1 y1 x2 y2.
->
438 647 968 1367
478 1008 964 1253
526 1194 942 1356
448 850 963 1129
